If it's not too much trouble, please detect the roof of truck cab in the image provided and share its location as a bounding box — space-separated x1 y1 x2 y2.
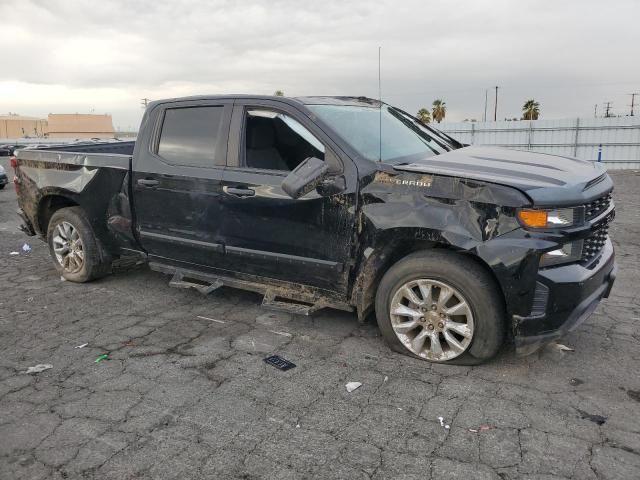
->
146 95 380 109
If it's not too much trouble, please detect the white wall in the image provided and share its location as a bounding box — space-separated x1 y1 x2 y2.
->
438 117 640 170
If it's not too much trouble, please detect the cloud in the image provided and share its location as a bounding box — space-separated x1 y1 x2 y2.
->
1 0 639 128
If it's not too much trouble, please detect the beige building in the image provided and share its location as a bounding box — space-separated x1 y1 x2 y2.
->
0 113 115 139
0 114 48 139
47 113 114 139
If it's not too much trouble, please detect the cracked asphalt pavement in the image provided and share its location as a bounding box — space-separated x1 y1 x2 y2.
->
1 159 639 479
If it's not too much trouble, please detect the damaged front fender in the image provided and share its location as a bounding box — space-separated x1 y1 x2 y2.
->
349 166 534 321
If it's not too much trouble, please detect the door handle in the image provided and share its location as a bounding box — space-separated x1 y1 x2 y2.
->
137 179 159 187
223 186 255 197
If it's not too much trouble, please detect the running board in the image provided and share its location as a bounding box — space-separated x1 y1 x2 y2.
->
169 271 223 295
149 262 353 314
261 290 326 316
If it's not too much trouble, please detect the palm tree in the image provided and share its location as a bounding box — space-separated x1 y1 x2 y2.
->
274 90 284 97
522 99 540 120
431 100 446 123
416 108 431 124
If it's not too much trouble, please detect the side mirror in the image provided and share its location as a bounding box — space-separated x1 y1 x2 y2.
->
281 157 329 199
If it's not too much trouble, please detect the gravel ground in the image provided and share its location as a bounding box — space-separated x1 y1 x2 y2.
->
1 158 639 480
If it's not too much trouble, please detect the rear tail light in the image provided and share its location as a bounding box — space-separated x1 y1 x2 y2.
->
10 156 19 193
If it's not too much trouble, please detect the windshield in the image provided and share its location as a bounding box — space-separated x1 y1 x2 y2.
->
308 104 452 164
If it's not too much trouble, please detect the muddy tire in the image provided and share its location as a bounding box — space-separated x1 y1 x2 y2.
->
47 206 111 282
375 250 505 365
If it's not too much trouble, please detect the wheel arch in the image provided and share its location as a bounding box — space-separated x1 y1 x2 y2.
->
37 193 79 235
350 228 507 323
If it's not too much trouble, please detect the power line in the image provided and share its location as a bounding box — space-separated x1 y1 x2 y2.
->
141 98 150 109
390 79 640 98
603 101 613 118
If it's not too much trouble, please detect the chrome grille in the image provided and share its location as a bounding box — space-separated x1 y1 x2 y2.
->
585 193 612 220
581 223 609 264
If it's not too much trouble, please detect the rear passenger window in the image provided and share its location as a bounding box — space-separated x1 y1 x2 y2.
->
157 106 223 167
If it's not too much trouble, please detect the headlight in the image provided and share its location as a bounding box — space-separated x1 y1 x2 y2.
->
540 240 583 267
517 207 579 228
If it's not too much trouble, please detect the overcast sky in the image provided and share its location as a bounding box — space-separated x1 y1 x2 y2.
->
1 0 639 129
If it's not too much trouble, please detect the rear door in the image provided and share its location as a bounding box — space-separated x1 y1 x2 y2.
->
218 100 359 294
132 99 233 268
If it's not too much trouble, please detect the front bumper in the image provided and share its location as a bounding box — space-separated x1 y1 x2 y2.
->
514 239 616 355
0 173 7 186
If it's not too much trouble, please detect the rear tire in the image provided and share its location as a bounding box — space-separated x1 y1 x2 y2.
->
47 207 111 282
375 250 505 365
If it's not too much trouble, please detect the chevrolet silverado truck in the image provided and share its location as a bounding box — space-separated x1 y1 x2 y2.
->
12 95 616 364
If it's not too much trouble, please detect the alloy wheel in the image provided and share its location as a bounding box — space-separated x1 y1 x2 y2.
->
52 221 85 274
389 279 475 361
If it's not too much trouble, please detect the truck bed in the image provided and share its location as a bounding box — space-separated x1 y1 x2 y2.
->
14 141 134 248
15 141 133 170
28 140 135 155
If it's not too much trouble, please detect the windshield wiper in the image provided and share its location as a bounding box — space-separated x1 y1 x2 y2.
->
387 108 449 154
391 106 462 150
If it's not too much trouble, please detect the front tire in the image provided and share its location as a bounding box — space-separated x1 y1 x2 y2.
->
47 207 111 282
375 250 505 365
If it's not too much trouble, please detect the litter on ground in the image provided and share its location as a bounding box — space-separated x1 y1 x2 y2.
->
25 364 53 374
263 355 296 371
10 252 19 256
75 343 88 349
94 354 109 364
196 315 225 324
438 416 450 429
269 330 292 337
555 343 575 352
345 382 363 393
469 425 494 433
22 243 32 253
577 409 607 425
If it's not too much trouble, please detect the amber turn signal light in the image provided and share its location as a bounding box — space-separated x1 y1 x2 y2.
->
517 209 548 228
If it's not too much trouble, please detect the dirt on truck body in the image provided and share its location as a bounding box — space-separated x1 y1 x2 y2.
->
12 95 616 364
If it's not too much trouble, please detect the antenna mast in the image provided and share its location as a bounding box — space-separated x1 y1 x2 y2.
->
378 46 382 162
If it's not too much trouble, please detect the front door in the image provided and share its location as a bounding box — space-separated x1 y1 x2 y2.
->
218 102 358 294
132 100 233 269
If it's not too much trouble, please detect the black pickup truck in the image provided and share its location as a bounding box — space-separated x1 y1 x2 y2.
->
12 95 616 364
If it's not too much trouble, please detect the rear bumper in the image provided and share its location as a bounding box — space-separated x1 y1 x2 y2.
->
514 239 616 355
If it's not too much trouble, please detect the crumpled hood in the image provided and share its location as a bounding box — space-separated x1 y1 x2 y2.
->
393 146 612 206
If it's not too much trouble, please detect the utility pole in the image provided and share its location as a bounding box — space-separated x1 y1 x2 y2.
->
627 93 638 116
603 101 613 118
594 104 598 118
494 86 499 121
483 89 488 122
141 98 150 109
